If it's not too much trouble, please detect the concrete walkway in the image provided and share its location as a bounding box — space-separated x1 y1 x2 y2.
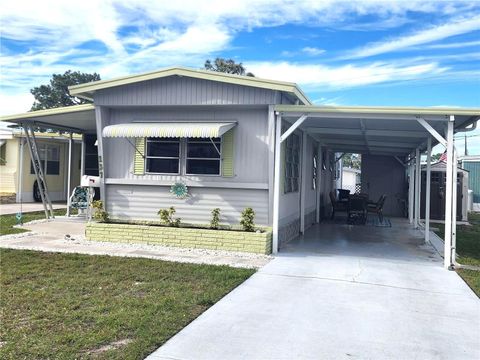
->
0 202 66 215
0 219 270 269
148 219 480 360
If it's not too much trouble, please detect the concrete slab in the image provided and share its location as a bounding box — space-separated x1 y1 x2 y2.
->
148 219 480 360
0 202 66 215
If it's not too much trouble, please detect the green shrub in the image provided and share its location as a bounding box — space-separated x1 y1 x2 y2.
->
240 207 255 232
92 200 109 222
210 208 221 229
157 206 181 227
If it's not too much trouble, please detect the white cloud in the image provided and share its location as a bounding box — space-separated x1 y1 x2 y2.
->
0 93 34 115
425 40 480 49
345 15 480 59
301 47 326 56
247 61 448 89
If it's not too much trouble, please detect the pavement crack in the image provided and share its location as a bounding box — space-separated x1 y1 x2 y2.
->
258 272 465 296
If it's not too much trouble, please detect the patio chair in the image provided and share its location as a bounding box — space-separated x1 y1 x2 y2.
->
329 190 349 220
367 194 387 222
347 195 367 225
69 186 93 217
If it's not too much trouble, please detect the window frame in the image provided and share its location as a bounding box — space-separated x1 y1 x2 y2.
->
185 137 222 176
284 132 300 194
144 137 181 175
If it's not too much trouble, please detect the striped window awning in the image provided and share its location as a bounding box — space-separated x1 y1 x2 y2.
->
102 122 237 138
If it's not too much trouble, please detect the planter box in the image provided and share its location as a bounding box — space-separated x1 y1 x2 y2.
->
85 222 272 255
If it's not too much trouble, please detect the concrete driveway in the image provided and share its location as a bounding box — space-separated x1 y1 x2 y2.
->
148 219 480 360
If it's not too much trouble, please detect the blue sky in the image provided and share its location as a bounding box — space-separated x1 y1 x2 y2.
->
1 0 479 153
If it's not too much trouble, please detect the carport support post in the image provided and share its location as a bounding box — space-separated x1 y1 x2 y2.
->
80 135 85 177
425 137 432 244
315 144 322 223
66 133 73 217
451 147 458 265
272 113 282 254
408 156 414 224
444 117 454 269
414 148 421 228
300 132 307 234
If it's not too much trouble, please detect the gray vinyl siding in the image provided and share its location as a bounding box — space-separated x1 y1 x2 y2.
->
103 107 270 184
94 76 278 106
106 185 269 225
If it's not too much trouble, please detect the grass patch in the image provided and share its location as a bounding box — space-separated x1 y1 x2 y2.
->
0 249 254 359
457 269 480 297
0 209 68 236
433 212 480 267
433 212 480 296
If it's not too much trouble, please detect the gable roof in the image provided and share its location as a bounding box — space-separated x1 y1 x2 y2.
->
69 66 311 105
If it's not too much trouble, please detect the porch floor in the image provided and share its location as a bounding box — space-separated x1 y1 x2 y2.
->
148 217 480 360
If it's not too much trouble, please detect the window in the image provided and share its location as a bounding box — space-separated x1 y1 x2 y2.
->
30 144 60 175
0 143 6 165
145 138 180 174
284 133 300 193
186 138 221 175
312 146 318 190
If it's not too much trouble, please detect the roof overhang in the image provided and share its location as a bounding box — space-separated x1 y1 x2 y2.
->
69 66 311 105
0 104 96 133
274 105 480 158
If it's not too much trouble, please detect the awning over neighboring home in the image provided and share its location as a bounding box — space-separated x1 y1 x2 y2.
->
102 122 237 138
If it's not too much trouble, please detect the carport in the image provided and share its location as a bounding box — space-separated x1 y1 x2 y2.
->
271 105 480 269
0 104 97 218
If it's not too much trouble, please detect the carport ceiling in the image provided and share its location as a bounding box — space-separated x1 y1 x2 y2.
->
276 105 480 157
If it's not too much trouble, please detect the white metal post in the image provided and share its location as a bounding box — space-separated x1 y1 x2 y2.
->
80 135 86 177
300 132 307 234
414 148 421 228
444 118 454 269
272 114 282 254
66 133 73 217
316 144 322 223
408 156 415 224
17 138 25 204
425 137 432 243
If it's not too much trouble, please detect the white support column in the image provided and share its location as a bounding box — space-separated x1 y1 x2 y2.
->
408 156 415 224
300 132 307 234
444 118 454 269
272 114 282 254
425 137 432 244
80 135 86 177
17 138 25 205
95 106 107 207
316 144 322 223
66 133 73 217
414 147 421 228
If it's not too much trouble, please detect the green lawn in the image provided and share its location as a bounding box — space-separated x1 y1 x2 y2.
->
433 212 480 296
0 209 69 236
0 249 254 359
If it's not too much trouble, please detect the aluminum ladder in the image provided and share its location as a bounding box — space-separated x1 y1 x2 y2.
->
23 124 55 219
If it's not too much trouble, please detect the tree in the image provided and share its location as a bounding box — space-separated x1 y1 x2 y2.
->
342 153 361 169
30 70 101 110
204 58 254 77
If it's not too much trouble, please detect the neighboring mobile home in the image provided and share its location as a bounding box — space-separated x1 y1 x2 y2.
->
1 66 478 268
0 125 82 203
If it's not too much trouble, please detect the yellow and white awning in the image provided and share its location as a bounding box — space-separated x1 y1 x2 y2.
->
102 122 237 138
